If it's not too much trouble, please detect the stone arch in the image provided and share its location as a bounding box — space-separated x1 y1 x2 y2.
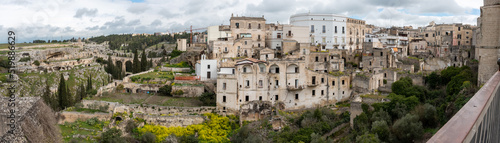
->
269 64 280 73
125 61 133 72
287 64 299 73
116 61 123 70
115 116 122 122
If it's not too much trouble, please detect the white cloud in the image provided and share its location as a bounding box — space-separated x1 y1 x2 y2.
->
0 0 482 43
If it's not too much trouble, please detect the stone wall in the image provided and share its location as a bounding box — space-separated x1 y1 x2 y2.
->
172 85 205 97
397 73 425 86
134 114 205 127
161 67 192 72
57 112 111 124
80 100 216 116
239 101 273 122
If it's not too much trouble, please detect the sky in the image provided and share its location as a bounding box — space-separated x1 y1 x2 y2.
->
0 0 483 43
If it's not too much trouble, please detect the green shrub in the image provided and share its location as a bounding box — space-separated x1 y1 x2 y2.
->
33 60 40 66
19 57 30 62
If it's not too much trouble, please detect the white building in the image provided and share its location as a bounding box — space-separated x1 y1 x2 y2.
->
290 13 366 52
207 25 231 42
177 39 187 51
290 13 348 50
195 54 217 81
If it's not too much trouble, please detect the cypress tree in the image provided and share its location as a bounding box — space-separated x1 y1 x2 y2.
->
57 74 67 110
87 75 92 93
80 84 86 100
141 49 148 71
43 80 56 111
133 50 141 73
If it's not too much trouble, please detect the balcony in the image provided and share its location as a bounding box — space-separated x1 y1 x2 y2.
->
428 59 500 143
287 85 304 91
307 82 318 87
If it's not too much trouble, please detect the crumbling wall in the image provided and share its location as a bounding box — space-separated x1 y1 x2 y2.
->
239 101 273 122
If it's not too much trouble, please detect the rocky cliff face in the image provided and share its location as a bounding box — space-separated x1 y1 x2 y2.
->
0 97 62 143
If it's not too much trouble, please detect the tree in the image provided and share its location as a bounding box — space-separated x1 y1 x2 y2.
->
371 109 392 125
199 92 216 106
87 75 92 93
161 44 165 49
133 50 141 73
100 128 126 143
141 49 148 71
57 74 68 110
371 120 390 141
158 85 172 96
42 80 57 111
353 112 370 133
77 84 86 101
149 58 153 69
356 133 381 143
392 114 424 142
391 77 413 96
426 71 441 89
413 103 438 128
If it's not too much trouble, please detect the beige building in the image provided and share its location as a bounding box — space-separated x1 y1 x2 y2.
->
177 39 187 51
346 18 367 52
216 58 351 113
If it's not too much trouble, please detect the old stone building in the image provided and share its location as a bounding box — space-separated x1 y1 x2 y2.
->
216 57 351 113
476 0 500 85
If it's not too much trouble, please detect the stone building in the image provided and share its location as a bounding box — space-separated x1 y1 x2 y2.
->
476 0 500 85
216 57 351 113
177 39 187 51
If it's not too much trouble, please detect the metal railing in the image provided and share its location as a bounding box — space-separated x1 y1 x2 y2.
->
428 59 500 143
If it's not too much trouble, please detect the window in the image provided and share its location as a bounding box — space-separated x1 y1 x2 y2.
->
322 25 326 33
225 47 227 52
245 80 250 87
321 78 324 83
259 96 262 100
223 83 226 90
275 80 279 87
315 57 319 62
232 69 235 74
248 23 251 29
275 67 280 73
207 65 210 69
245 96 249 101
321 90 324 95
311 25 315 33
295 67 299 73
335 26 337 33
258 35 261 40
342 27 345 33
322 37 326 43
295 94 299 100
342 80 345 85
275 95 279 100
223 96 226 102
235 23 239 29
277 33 282 39
380 52 383 56
312 90 316 96
245 41 247 45
258 80 263 87
332 81 335 86
258 24 261 29
243 67 247 72
458 27 461 31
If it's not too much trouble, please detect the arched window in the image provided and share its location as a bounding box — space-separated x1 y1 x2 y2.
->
269 65 280 73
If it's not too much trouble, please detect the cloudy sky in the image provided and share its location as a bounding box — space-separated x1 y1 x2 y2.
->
0 0 482 43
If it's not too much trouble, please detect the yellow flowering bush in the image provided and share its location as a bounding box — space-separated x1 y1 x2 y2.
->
137 113 236 143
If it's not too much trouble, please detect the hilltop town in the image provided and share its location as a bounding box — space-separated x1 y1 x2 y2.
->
0 9 489 143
